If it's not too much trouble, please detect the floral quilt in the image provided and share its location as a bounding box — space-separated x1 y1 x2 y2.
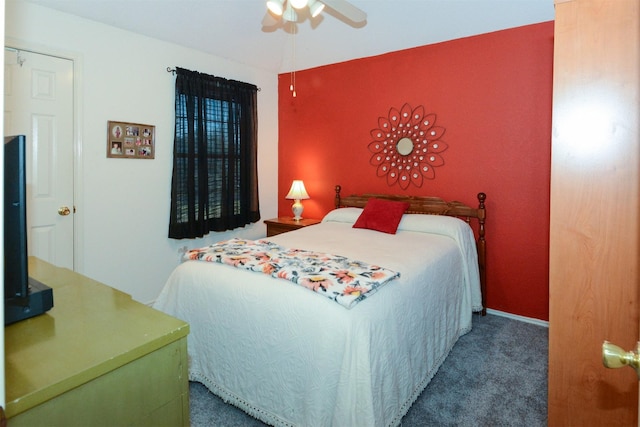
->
184 238 400 309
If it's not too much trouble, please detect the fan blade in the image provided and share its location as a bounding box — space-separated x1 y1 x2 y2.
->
321 0 367 23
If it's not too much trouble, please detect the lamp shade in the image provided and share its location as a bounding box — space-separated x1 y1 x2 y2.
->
266 0 284 15
286 180 310 200
289 0 308 9
308 0 325 17
282 2 298 22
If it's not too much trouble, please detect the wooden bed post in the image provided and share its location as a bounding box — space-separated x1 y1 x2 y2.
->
334 185 342 209
477 192 487 316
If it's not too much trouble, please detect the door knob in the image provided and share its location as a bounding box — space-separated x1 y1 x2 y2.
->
58 206 71 216
602 341 640 379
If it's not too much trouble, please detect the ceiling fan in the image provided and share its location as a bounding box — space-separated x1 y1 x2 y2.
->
262 0 367 27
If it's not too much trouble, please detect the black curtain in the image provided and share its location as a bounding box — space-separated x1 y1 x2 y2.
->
168 67 260 239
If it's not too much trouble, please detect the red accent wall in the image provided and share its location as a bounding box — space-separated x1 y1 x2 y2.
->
277 22 554 321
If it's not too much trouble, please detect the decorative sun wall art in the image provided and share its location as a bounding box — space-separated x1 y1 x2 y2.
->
368 103 447 189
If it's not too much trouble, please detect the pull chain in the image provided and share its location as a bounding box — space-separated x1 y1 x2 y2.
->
290 26 297 97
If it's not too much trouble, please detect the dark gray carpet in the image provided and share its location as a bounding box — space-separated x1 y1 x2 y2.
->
189 314 548 426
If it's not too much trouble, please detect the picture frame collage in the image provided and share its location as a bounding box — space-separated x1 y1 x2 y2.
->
107 120 155 159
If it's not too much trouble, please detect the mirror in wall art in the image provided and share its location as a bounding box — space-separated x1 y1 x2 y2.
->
396 137 414 156
368 103 448 189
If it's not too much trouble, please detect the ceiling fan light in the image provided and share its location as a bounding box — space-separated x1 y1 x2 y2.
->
282 2 298 21
308 0 325 17
289 0 308 9
266 0 285 16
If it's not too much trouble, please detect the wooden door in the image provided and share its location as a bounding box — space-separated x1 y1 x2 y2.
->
4 48 75 269
548 0 639 425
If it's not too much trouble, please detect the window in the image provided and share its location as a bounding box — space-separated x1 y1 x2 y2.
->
168 68 260 239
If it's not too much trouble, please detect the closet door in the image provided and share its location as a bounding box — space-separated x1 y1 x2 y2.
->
548 0 639 424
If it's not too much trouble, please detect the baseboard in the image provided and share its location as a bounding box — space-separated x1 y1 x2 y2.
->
485 308 549 328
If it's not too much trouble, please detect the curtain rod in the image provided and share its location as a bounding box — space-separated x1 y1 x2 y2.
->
166 67 261 91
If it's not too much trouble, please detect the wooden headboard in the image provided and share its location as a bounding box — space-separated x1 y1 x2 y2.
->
334 185 487 315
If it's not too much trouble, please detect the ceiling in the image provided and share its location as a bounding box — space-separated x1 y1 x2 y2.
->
22 0 555 73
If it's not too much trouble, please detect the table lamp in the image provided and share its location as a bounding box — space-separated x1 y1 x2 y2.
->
285 180 310 220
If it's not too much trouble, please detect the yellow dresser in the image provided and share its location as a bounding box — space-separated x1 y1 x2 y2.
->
5 257 190 427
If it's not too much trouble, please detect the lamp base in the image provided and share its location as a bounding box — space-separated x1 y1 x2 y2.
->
291 199 304 221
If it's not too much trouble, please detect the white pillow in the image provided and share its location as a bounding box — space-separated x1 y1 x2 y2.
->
398 213 471 235
322 207 363 224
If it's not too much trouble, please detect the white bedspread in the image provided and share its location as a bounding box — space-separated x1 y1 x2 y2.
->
153 210 482 427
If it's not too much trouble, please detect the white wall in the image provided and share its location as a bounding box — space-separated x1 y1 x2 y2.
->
5 1 279 304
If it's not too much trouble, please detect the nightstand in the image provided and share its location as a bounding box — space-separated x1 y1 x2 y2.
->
264 217 321 237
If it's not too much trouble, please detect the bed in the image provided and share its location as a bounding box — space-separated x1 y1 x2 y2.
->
153 186 487 427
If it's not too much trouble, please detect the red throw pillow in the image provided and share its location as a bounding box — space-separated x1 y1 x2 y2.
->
353 198 410 234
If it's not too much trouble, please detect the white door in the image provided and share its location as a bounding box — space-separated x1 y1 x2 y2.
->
4 48 74 269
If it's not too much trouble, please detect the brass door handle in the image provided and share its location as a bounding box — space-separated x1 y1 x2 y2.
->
58 206 71 216
602 341 640 379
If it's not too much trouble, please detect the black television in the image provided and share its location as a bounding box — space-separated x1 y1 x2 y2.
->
4 135 53 325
